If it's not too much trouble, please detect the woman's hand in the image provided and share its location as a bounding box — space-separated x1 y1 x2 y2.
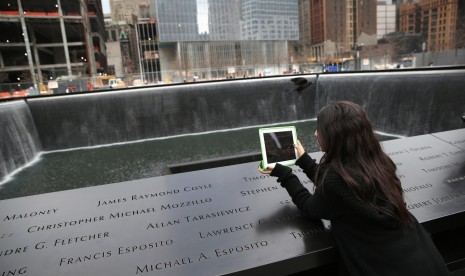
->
258 164 275 175
295 140 305 158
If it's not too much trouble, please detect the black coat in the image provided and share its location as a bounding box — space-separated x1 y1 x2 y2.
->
270 152 450 276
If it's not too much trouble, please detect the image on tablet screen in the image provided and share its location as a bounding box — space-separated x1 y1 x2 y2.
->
263 131 296 163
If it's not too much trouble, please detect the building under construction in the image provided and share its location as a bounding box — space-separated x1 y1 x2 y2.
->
0 0 106 93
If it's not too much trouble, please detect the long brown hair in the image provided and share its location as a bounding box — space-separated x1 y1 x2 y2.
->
315 101 411 227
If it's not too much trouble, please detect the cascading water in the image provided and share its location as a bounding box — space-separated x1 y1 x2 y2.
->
26 76 318 151
0 101 42 182
1 69 462 199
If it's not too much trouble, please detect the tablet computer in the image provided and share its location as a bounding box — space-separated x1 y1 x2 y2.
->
259 126 298 169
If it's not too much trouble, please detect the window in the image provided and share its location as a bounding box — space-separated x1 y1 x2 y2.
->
0 0 463 97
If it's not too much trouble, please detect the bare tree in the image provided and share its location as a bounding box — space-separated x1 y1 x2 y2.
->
289 42 310 67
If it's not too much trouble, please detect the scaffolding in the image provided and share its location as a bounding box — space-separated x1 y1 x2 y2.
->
0 0 106 95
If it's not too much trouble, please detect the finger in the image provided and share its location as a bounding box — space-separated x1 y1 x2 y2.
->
258 165 272 174
258 168 270 175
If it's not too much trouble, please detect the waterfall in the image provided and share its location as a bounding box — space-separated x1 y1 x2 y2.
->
0 101 42 182
26 76 318 151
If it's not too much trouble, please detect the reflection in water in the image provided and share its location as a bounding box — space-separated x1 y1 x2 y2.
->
264 131 296 163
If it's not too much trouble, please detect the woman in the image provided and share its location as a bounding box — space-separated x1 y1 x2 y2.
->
259 101 449 276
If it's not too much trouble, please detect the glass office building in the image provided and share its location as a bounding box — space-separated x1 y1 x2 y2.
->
155 0 200 42
152 0 299 82
240 0 299 41
155 0 298 42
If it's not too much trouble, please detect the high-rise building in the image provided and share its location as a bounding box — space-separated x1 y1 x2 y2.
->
289 0 312 66
155 0 199 42
153 0 299 82
240 0 299 41
399 2 418 33
136 18 159 83
352 0 378 47
208 1 241 41
299 0 312 46
107 0 158 83
377 0 397 40
0 0 106 91
308 0 376 63
110 0 149 23
105 14 137 77
399 0 459 51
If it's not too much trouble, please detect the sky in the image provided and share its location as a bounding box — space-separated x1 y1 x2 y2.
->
102 0 110 14
197 0 209 33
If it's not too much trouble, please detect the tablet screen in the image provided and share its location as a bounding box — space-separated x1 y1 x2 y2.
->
259 126 297 168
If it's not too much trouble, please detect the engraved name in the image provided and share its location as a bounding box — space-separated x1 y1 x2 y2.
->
242 175 271 182
417 149 465 161
387 146 432 156
136 256 194 274
3 209 58 222
258 213 303 226
59 250 112 266
131 189 180 201
387 150 409 156
240 186 278 196
147 219 181 230
199 222 254 239
97 189 181 207
407 200 433 210
28 216 105 233
53 232 110 247
403 183 433 193
97 197 126 207
407 191 465 209
443 149 465 155
118 239 174 256
421 164 454 173
58 240 175 268
0 246 28 257
160 198 211 211
450 138 465 145
214 241 269 257
290 227 327 239
431 191 465 204
183 184 212 192
184 206 251 223
109 207 156 219
418 154 446 161
0 267 27 276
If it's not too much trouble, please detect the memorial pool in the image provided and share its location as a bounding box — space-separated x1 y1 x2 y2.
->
0 120 400 200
